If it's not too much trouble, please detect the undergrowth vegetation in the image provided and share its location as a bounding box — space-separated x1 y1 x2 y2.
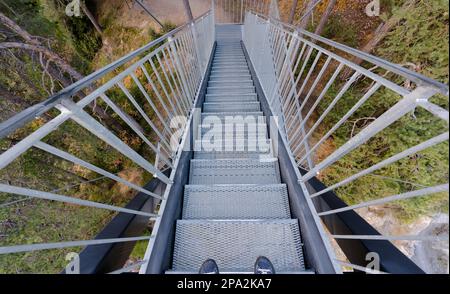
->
0 0 174 273
314 0 449 222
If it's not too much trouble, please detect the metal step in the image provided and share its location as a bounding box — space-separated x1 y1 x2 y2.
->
214 53 244 55
194 149 271 160
208 81 253 88
208 74 251 81
212 62 246 67
205 94 257 103
210 69 250 75
213 50 245 53
214 56 245 59
214 51 244 54
214 55 245 59
212 65 249 71
189 158 280 185
205 93 257 99
212 62 247 67
215 49 243 52
193 138 271 153
213 57 246 61
198 123 268 138
206 86 255 94
172 219 305 272
201 111 264 121
183 184 290 219
203 101 260 112
210 62 246 66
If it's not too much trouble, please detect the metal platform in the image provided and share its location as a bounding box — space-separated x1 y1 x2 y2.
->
172 219 305 272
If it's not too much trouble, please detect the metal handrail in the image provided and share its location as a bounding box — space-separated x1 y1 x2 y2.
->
212 0 275 25
0 10 215 269
244 10 449 273
249 10 449 96
0 10 212 140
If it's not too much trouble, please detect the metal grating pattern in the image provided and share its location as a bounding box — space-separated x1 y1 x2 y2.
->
194 150 271 160
183 184 291 219
206 86 255 95
201 111 263 120
205 94 257 103
198 123 267 137
209 75 251 81
210 69 250 76
171 29 306 273
208 81 253 88
194 138 272 153
203 101 260 112
189 159 281 185
172 220 305 272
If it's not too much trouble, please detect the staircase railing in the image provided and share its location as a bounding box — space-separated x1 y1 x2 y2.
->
212 0 279 24
0 11 214 273
243 10 449 273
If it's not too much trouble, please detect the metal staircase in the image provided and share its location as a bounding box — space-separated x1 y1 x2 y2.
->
0 0 448 275
170 25 305 273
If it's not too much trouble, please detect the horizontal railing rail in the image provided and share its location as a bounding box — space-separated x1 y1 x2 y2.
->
0 10 212 140
212 0 277 24
244 10 449 273
0 11 214 273
250 10 450 96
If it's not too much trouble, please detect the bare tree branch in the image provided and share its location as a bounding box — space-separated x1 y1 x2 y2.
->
314 0 336 36
0 11 39 45
0 42 83 80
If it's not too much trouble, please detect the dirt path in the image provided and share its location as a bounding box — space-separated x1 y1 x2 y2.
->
93 0 212 30
146 0 212 25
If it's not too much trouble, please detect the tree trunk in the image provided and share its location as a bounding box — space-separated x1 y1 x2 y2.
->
288 0 299 24
314 0 336 36
0 12 39 45
298 0 316 30
80 1 103 34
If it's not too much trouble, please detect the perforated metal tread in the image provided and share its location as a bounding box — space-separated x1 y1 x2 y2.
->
205 92 256 99
183 184 290 219
212 59 247 64
206 86 255 95
209 75 251 81
194 138 271 153
198 123 267 137
194 149 271 159
203 101 260 112
212 62 247 67
170 31 307 274
201 111 263 120
208 81 254 88
210 69 249 74
205 95 257 103
172 219 305 272
189 158 281 185
212 65 249 71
